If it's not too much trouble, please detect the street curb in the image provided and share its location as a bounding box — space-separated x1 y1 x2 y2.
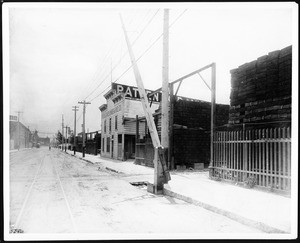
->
163 188 288 234
65 151 95 164
105 167 124 174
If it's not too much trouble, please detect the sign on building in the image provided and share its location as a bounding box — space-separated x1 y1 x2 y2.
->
112 83 161 103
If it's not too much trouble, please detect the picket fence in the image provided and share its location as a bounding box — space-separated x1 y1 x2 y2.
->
212 127 291 191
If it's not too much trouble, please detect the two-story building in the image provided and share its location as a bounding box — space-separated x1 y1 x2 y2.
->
99 83 161 160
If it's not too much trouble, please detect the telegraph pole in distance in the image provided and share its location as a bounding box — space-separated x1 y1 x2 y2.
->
65 125 69 152
62 115 64 151
72 106 79 155
16 111 23 150
78 100 91 158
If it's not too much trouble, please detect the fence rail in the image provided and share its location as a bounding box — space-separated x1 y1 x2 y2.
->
212 127 291 191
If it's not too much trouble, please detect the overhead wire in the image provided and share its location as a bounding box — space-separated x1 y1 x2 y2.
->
80 35 123 100
59 11 139 111
81 11 140 101
60 14 139 131
83 9 160 101
89 9 188 102
61 9 187 133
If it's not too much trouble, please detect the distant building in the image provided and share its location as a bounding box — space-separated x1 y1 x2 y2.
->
9 116 32 150
76 130 101 155
38 137 50 146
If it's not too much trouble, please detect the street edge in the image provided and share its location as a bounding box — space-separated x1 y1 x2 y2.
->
63 150 289 234
163 188 288 234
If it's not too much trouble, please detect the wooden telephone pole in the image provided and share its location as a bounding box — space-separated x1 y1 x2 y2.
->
120 13 170 194
65 125 68 152
78 100 91 157
161 9 170 160
72 106 79 155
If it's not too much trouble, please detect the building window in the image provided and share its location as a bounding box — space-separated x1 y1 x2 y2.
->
107 137 110 152
109 118 112 133
115 115 118 130
104 120 106 133
102 138 105 152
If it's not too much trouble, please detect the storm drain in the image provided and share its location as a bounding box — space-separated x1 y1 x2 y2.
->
130 181 148 189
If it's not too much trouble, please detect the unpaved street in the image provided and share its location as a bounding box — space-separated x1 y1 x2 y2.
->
10 147 263 234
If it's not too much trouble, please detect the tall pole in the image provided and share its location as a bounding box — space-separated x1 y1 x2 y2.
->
120 14 170 194
62 115 64 151
65 125 68 152
161 9 170 161
72 106 79 155
209 63 216 178
78 100 91 158
16 111 23 150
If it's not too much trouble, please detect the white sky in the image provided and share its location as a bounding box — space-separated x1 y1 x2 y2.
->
4 2 296 137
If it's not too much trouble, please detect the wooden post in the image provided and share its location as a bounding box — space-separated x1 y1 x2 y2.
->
78 101 91 157
161 9 170 154
135 115 139 164
72 106 79 155
120 14 170 193
122 133 125 161
209 63 216 178
62 115 64 151
169 84 174 170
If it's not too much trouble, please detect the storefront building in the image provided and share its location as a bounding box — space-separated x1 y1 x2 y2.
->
99 83 161 160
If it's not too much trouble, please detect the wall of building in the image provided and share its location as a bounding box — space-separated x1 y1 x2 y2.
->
100 92 160 160
135 98 230 169
101 97 125 159
228 45 292 129
9 121 32 150
172 98 229 168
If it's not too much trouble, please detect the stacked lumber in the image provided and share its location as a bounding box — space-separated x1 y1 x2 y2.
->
229 45 292 127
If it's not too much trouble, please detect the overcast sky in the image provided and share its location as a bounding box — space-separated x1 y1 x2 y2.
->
4 2 296 137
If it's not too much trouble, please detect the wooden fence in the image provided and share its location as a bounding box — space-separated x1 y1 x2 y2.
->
212 127 291 191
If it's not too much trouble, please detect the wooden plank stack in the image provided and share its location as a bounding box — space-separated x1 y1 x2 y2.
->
229 45 292 128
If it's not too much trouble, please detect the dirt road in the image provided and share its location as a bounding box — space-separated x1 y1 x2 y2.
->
9 147 263 234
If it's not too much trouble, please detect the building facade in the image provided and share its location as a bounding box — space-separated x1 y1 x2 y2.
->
9 116 32 150
99 83 160 160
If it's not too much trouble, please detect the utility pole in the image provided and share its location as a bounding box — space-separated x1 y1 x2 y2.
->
209 63 216 178
72 106 79 155
120 14 170 194
65 125 68 152
16 111 23 150
78 100 91 158
161 9 170 163
62 115 64 151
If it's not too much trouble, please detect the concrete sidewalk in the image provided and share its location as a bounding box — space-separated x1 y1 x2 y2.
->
64 149 291 234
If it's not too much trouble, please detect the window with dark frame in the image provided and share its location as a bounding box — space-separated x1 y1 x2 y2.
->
115 115 118 130
107 137 110 152
109 118 112 132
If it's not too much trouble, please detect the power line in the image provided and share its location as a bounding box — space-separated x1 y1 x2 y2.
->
84 10 160 101
81 35 124 100
81 14 141 101
59 13 139 109
90 9 187 102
